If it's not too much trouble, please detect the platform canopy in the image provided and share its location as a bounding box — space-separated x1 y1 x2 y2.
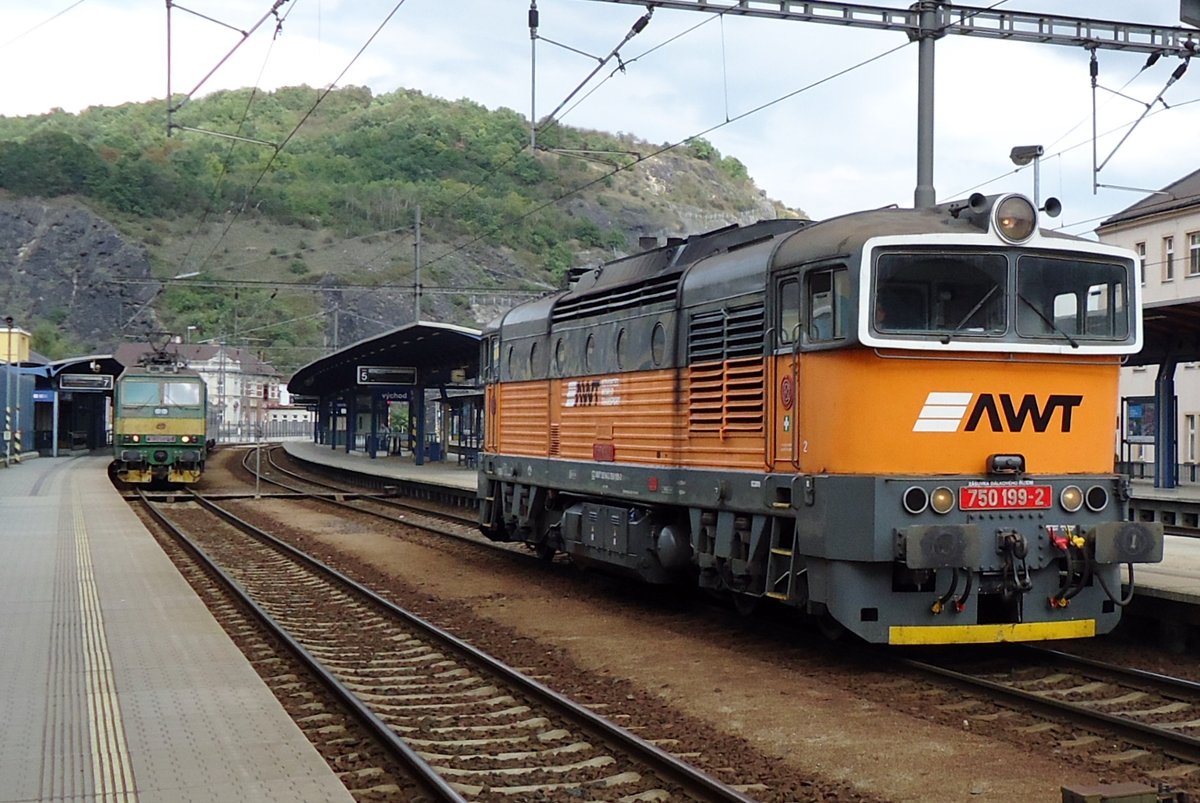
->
287 321 481 398
1129 299 1200 368
43 354 124 381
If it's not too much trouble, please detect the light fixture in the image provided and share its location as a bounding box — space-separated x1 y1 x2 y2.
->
1009 145 1044 206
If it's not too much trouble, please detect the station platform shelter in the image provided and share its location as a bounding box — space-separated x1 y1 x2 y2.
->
287 321 483 467
2 322 124 464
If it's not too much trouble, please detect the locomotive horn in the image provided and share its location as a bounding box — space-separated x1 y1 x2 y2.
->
1041 197 1062 218
947 192 992 218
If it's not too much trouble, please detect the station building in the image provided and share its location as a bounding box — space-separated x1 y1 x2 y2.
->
1098 167 1200 480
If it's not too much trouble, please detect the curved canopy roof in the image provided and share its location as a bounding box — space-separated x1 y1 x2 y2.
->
288 321 481 398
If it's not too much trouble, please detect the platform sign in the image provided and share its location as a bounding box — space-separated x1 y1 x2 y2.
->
60 373 113 391
1125 396 1157 444
357 365 416 386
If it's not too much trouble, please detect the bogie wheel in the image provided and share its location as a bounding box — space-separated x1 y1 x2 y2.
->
817 611 847 641
732 592 761 617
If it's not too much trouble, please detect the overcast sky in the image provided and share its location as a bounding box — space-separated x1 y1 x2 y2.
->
2 1 1198 237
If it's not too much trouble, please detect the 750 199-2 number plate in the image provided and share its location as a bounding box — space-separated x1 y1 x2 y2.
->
959 484 1052 510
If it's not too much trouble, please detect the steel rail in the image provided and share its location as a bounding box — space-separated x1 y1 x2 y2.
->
180 488 759 803
238 447 481 535
1021 645 1200 696
897 653 1200 765
136 489 468 802
247 446 479 526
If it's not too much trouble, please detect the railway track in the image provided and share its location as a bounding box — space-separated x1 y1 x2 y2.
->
198 446 1200 795
242 445 483 532
899 644 1200 773
138 487 759 802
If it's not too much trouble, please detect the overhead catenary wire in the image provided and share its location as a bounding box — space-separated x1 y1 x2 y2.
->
174 0 410 280
1 0 87 49
416 38 915 276
166 0 296 122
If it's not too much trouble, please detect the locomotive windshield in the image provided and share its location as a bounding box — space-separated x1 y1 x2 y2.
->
1015 255 1128 340
872 249 1132 346
121 379 203 408
875 253 1007 335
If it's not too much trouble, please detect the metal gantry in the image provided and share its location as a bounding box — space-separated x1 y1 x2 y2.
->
580 0 1199 207
580 1 1198 55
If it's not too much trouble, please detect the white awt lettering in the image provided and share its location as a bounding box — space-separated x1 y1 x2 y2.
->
565 378 621 408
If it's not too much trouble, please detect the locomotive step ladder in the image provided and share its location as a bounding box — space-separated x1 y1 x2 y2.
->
765 519 798 601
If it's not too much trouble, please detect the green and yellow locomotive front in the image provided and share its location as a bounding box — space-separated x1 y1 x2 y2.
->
113 364 208 485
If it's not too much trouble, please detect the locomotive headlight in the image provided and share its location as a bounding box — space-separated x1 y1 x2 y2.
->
181 435 191 444
930 486 955 514
1060 485 1084 513
993 195 1037 242
1085 485 1110 512
902 486 929 514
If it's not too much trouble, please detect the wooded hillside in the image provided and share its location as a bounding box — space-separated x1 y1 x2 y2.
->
0 85 801 370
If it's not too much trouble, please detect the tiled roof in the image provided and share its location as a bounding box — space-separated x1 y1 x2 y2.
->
114 343 278 376
1098 166 1200 228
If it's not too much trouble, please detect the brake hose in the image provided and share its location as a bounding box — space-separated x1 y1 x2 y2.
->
1095 562 1136 607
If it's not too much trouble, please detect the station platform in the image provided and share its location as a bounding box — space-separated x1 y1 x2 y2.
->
0 455 353 803
282 440 478 492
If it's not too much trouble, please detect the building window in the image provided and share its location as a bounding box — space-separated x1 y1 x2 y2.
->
1188 414 1197 464
1190 232 1200 277
1163 236 1175 281
1135 241 1146 285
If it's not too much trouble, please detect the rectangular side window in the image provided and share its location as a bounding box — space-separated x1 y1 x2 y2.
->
807 267 847 341
779 278 800 345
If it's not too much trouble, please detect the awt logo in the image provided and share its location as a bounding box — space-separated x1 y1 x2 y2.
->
913 392 1083 433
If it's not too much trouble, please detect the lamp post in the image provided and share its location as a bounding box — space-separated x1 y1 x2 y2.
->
4 316 14 468
1009 145 1044 207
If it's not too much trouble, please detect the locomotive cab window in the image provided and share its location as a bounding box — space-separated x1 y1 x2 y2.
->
162 382 202 406
121 380 201 408
1016 255 1129 341
874 252 1007 336
778 277 800 345
806 267 848 341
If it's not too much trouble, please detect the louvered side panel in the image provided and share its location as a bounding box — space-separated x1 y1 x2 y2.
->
722 356 765 432
688 362 725 433
555 371 684 465
496 381 550 456
682 356 768 470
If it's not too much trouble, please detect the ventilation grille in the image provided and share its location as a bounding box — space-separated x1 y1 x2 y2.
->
549 424 561 456
688 356 765 435
553 273 681 324
688 303 764 363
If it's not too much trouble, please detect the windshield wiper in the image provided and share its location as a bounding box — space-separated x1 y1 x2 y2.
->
1017 293 1079 348
941 285 1000 343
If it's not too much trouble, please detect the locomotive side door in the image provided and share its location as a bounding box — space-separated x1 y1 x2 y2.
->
771 273 803 471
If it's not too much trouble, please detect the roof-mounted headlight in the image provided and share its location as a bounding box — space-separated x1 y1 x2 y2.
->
993 194 1037 243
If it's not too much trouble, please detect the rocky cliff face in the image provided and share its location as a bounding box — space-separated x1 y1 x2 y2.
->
0 195 157 352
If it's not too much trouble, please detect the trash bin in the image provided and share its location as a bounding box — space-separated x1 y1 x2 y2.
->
425 441 442 461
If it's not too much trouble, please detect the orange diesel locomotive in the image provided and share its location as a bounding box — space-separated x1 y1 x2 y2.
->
479 193 1163 644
